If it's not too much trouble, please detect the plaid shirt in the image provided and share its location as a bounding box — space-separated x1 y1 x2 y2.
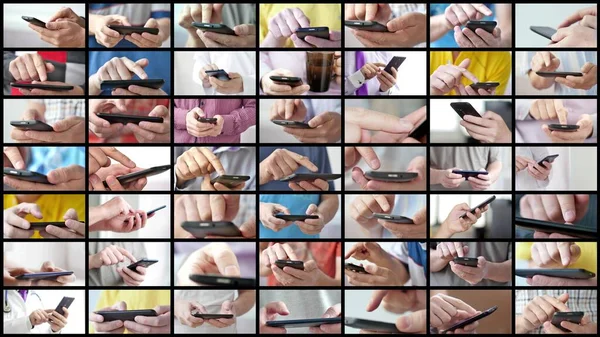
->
30 99 85 125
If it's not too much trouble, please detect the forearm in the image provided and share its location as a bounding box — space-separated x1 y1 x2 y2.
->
515 315 532 334
233 290 256 316
485 260 512 282
486 161 502 184
318 195 339 224
434 222 453 239
388 259 410 284
429 168 444 185
88 14 102 35
360 223 383 238
88 206 105 227
316 269 339 286
430 15 451 42
261 33 286 48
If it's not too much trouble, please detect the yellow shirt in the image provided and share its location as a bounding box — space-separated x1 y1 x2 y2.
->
516 242 597 273
3 194 85 239
429 51 511 95
259 4 341 47
90 290 171 334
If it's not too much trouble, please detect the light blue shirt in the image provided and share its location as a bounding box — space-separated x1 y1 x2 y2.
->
27 147 85 174
259 194 322 239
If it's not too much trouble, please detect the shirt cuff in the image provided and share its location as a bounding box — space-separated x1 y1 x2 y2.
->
348 70 366 90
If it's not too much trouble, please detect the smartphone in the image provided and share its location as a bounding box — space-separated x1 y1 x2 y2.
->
54 297 74 316
465 20 497 34
279 173 341 182
22 16 46 28
452 257 478 267
344 317 399 333
383 56 406 75
271 120 312 129
210 175 250 188
345 262 368 274
96 113 163 125
551 312 584 332
3 168 49 184
451 169 488 178
269 76 303 87
274 214 319 221
107 25 159 35
28 221 85 230
146 205 166 217
344 20 388 32
15 271 74 280
469 82 499 90
538 154 559 168
450 102 482 119
192 313 235 319
536 71 583 77
275 260 305 270
530 26 557 40
409 119 428 140
94 309 157 322
198 117 218 124
461 195 496 218
547 124 580 132
102 165 171 188
127 258 158 271
10 82 74 91
364 171 418 182
515 268 596 279
181 221 242 238
296 27 329 40
100 79 165 90
191 22 236 35
372 213 414 224
267 317 342 328
188 274 256 287
514 216 596 239
10 120 53 131
204 69 230 81
440 306 498 334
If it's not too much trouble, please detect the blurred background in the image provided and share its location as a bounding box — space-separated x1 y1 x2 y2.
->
344 242 419 286
173 242 256 280
113 146 171 191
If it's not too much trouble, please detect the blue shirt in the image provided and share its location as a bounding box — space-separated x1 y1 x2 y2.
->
27 147 85 174
88 51 172 95
259 194 322 239
430 3 495 48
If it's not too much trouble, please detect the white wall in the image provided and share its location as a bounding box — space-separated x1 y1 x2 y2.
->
29 290 86 333
345 289 410 334
114 146 171 190
3 99 29 142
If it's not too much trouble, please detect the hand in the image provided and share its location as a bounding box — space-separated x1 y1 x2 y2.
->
88 146 136 176
3 146 28 169
89 244 137 269
519 194 590 223
89 196 149 233
177 243 240 285
263 8 310 47
350 12 427 48
200 174 246 191
36 261 76 286
47 6 85 26
259 148 318 184
124 305 171 333
454 26 502 48
9 53 55 82
309 303 342 334
529 99 568 123
531 242 581 268
117 262 146 286
90 165 148 191
48 307 69 332
543 114 594 143
126 105 171 143
270 99 307 121
271 259 322 286
261 242 300 269
349 194 395 231
543 314 597 334
377 67 397 92
436 242 469 261
444 4 493 29
430 58 478 95
449 256 489 285
345 105 424 143
516 293 569 333
42 208 85 239
205 301 236 328
90 301 127 333
211 72 244 94
436 168 466 188
261 69 310 95
379 207 427 239
28 18 85 47
259 202 292 232
364 290 427 333
555 62 597 90
345 263 402 286
516 155 535 172
436 203 486 238
467 168 493 190
259 302 290 334
352 156 426 191
186 107 224 137
359 62 386 80
527 274 597 287
282 112 342 143
175 147 225 186
88 99 128 139
175 194 239 224
93 15 129 48
344 242 391 267
551 24 597 48
175 300 206 328
12 116 85 143
295 204 326 235
3 164 86 191
3 202 41 238
430 293 480 333
198 24 257 48
460 111 512 143
29 309 50 327
16 80 83 96
90 57 149 95
124 18 163 48
557 5 597 29
345 4 392 24
291 30 341 48
531 52 561 73
526 160 552 182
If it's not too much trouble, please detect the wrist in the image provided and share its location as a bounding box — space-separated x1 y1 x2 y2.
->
515 316 532 334
436 223 453 238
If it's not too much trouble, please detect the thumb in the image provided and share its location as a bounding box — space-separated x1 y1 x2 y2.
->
266 301 290 315
234 24 256 36
47 164 84 184
115 301 127 311
347 107 413 133
569 243 581 262
135 58 149 69
551 28 568 42
305 204 318 215
396 309 427 333
40 260 55 271
144 18 158 28
557 292 569 303
52 117 81 132
45 21 70 30
45 63 55 74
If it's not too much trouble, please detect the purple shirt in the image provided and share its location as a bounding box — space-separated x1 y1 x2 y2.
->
174 99 256 143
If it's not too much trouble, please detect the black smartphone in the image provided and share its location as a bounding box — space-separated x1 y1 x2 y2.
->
450 102 482 119
383 56 406 75
15 271 74 280
515 268 596 279
344 317 399 333
452 169 488 178
100 79 165 90
409 119 428 140
345 262 368 274
188 274 256 287
3 168 50 184
461 195 496 218
536 71 583 77
440 306 498 334
274 214 319 221
465 20 497 34
530 26 557 40
127 258 158 271
271 120 312 129
538 154 559 168
452 257 478 267
372 213 414 224
146 205 166 217
54 297 75 316
198 117 218 124
181 221 242 238
364 171 418 182
547 124 579 132
275 260 305 270
10 120 53 131
102 165 171 188
192 22 236 35
269 76 303 87
514 216 596 239
96 113 163 124
469 82 499 90
28 221 70 229
210 174 250 188
279 173 341 182
551 312 584 332
192 313 235 319
94 309 157 322
10 82 74 91
344 20 388 32
107 25 159 35
22 16 46 28
205 69 230 81
267 317 342 328
296 27 329 40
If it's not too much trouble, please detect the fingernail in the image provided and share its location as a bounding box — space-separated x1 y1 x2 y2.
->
89 175 99 185
15 161 24 169
564 211 575 222
370 160 379 168
224 265 238 276
397 315 411 330
107 176 118 186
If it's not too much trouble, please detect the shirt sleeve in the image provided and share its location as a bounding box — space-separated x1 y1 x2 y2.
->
220 99 256 136
344 70 364 95
516 99 533 120
487 52 511 95
488 147 500 163
192 52 215 95
150 4 171 19
259 53 274 94
590 113 597 138
173 100 189 131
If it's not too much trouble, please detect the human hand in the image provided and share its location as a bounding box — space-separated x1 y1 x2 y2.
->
295 204 326 235
437 203 486 238
28 18 85 47
467 168 493 190
186 107 224 137
175 147 225 186
3 202 40 238
551 24 597 48
350 12 427 48
116 261 146 286
177 242 240 285
9 53 55 82
36 261 76 286
526 160 552 182
93 15 130 48
543 314 597 334
282 112 342 143
437 168 466 188
460 111 512 143
12 116 85 143
349 194 395 231
264 8 310 47
430 293 480 333
41 208 85 239
291 31 341 48
124 18 163 48
259 202 292 232
269 99 307 121
3 164 86 191
344 146 380 170
198 24 257 48
261 69 310 95
47 307 69 332
454 25 502 48
542 114 594 143
89 244 137 269
519 194 590 223
376 66 397 92
88 146 136 176
124 305 171 333
175 300 207 328
557 5 597 29
516 155 535 172
259 148 318 184
349 106 425 144
359 62 386 80
516 293 569 333
271 259 321 286
527 274 598 287
15 80 83 96
345 242 392 267
555 62 597 90
90 196 150 233
352 156 426 191
90 57 149 95
205 301 236 328
529 99 568 123
29 309 51 327
430 58 478 95
345 4 392 24
89 301 127 333
379 206 427 239
449 256 489 285
436 242 469 261
531 52 561 73
259 302 290 334
444 4 493 29
531 242 581 268
90 165 148 191
309 303 342 334
126 105 170 143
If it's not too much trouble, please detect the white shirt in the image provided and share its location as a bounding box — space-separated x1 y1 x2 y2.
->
345 51 400 96
192 52 256 95
3 290 57 334
174 290 236 333
515 147 551 190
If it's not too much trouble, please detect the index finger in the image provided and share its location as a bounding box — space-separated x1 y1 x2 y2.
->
103 147 136 168
443 295 477 314
553 99 568 124
121 58 148 80
366 290 388 312
356 147 380 170
555 195 576 222
116 246 137 263
200 147 225 175
4 147 26 169
285 149 318 172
